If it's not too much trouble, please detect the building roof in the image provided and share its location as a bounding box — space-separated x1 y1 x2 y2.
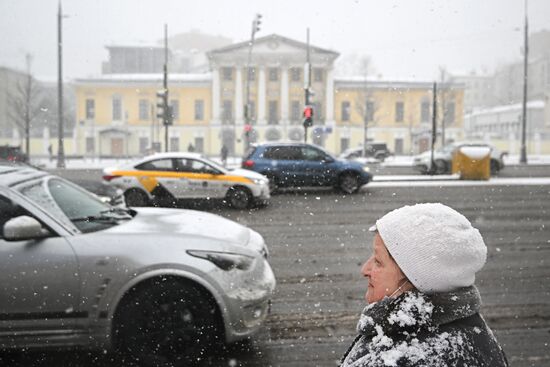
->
466 100 545 118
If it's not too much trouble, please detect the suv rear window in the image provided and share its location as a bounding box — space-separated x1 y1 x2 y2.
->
263 146 302 160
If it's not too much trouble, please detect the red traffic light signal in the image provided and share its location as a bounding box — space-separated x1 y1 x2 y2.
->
303 105 313 127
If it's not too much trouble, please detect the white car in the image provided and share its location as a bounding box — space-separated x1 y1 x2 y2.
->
103 152 270 209
0 163 275 363
413 142 506 174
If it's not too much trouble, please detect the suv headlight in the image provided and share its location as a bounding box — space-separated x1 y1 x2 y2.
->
187 250 254 271
363 166 370 172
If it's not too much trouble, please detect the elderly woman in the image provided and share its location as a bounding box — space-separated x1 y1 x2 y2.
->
341 203 508 367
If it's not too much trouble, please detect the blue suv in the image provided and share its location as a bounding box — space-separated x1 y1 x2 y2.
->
242 142 372 194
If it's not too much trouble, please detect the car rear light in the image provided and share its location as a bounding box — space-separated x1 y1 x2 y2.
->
102 174 121 182
242 160 255 168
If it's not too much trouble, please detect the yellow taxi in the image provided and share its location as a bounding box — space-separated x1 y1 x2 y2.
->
103 152 270 209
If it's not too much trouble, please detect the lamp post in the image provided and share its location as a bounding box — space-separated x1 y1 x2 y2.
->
56 1 67 168
244 14 262 149
520 0 529 164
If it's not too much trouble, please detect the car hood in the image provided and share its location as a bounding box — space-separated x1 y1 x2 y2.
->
229 168 266 180
102 207 251 246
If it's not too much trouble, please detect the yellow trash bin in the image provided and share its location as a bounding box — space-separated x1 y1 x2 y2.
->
451 145 491 180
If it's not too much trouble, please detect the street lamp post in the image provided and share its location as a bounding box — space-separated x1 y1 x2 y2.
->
520 0 529 164
244 14 262 149
56 1 66 168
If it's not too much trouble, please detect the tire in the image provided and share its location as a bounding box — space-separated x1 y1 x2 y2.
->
434 159 448 174
490 159 500 174
338 172 360 194
124 189 149 207
226 186 252 210
265 173 278 193
113 278 222 366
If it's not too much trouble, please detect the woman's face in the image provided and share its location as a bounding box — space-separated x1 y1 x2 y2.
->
361 233 408 304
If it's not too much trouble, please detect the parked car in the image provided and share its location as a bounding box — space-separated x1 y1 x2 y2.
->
413 142 506 174
0 145 28 163
339 143 393 162
103 152 270 209
0 163 275 363
242 142 372 194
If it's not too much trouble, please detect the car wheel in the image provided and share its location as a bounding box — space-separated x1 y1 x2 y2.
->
339 172 360 194
265 173 278 193
434 159 448 174
490 159 500 174
114 278 222 366
227 186 252 210
124 189 149 207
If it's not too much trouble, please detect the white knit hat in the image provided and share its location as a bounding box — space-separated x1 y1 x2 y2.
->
372 203 487 293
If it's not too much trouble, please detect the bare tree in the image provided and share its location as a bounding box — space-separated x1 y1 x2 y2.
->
353 56 379 156
7 54 43 156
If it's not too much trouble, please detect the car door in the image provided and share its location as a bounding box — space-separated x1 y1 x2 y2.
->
0 189 80 338
174 158 223 198
135 158 182 198
266 146 303 186
300 146 337 186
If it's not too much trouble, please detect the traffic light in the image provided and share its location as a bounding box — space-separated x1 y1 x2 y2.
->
156 89 172 126
253 14 262 33
303 105 313 128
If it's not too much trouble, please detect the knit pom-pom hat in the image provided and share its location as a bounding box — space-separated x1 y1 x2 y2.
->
371 203 487 293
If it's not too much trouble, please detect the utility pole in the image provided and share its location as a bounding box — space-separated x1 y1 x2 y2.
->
163 24 169 152
303 28 313 143
429 82 437 175
520 0 529 164
56 1 66 168
244 14 262 149
24 53 32 158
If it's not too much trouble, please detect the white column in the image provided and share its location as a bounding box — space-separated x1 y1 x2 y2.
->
280 67 289 125
258 67 267 125
235 67 244 125
211 68 221 125
325 67 335 125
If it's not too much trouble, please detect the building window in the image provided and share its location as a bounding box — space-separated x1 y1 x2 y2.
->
85 137 95 154
395 101 404 123
247 67 256 81
170 137 179 152
246 101 256 122
222 100 233 123
420 101 430 123
139 99 149 120
85 99 95 119
139 137 149 154
314 68 323 82
268 101 278 124
394 138 404 155
291 68 301 82
194 100 204 121
268 68 279 81
444 102 455 124
112 97 122 120
222 67 233 81
170 100 179 121
365 100 374 122
341 101 351 122
291 101 301 121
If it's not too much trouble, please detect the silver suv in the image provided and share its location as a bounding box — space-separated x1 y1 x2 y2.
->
0 164 275 363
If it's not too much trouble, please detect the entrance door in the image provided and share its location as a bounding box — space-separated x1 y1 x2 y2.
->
111 138 123 156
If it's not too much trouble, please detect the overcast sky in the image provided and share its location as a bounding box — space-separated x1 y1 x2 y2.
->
1 0 549 80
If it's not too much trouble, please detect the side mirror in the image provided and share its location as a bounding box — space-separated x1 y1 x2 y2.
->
3 215 50 241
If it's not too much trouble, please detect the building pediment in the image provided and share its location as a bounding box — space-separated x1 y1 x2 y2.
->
207 34 339 67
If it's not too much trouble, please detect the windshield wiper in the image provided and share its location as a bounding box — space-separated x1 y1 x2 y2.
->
70 209 133 223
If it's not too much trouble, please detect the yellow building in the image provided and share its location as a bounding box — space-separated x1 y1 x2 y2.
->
73 34 464 158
